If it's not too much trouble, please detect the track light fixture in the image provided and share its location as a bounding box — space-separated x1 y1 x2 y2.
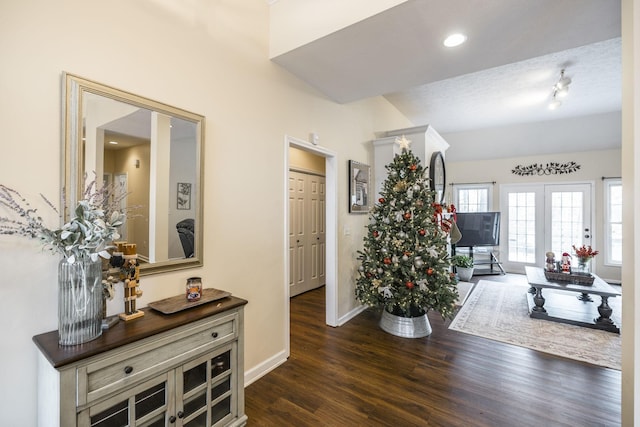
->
548 69 572 110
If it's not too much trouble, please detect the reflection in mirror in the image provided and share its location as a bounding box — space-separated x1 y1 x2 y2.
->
63 73 204 275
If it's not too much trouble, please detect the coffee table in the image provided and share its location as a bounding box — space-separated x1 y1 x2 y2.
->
524 266 621 333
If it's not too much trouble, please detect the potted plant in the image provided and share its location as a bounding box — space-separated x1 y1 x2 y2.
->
452 254 474 281
355 146 458 338
0 178 126 345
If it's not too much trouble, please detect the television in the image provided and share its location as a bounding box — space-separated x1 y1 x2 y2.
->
455 212 501 247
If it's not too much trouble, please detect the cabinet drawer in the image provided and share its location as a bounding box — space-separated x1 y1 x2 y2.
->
77 312 237 406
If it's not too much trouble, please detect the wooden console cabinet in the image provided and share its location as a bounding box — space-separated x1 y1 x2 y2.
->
33 296 248 427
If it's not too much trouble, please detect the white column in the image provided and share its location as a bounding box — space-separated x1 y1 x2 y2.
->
84 100 105 188
621 0 639 424
149 112 171 262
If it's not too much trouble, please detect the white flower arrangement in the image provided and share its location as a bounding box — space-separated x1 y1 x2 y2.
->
0 178 126 263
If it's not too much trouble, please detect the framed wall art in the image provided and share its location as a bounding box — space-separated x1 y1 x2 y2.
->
349 160 370 213
177 182 192 210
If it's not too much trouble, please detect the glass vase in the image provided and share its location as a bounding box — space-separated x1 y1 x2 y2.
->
58 258 103 345
574 257 592 276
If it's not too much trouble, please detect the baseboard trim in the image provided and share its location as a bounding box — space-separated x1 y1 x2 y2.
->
337 304 368 326
244 349 288 387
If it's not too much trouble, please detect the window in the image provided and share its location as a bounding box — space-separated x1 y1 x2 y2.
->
604 179 622 265
453 184 492 212
507 192 536 263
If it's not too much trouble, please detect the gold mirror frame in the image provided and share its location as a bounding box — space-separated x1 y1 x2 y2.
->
62 73 204 275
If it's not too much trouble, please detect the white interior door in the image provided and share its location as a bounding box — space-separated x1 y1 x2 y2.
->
289 172 305 294
289 170 326 297
501 183 593 273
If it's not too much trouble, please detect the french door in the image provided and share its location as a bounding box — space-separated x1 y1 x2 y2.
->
500 183 593 273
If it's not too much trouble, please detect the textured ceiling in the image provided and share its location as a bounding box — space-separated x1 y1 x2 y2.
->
271 0 622 160
386 38 621 133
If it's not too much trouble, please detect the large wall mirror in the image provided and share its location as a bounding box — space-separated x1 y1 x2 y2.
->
63 73 204 275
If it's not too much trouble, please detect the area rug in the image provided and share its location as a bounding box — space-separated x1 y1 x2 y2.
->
455 281 474 307
449 280 621 370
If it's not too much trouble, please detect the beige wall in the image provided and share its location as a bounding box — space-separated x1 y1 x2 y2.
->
448 149 622 282
0 2 411 425
289 146 325 174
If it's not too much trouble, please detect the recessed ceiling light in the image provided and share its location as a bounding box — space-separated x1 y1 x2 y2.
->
443 33 467 48
109 141 119 145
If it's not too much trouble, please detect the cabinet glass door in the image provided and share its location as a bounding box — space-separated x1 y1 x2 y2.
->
83 374 172 427
178 344 235 427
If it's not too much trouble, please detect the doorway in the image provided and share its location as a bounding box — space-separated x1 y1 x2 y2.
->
284 135 338 347
500 183 594 273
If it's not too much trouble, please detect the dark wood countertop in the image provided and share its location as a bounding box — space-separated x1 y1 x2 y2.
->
33 296 248 369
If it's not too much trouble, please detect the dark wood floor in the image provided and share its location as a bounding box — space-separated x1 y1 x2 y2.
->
245 275 621 426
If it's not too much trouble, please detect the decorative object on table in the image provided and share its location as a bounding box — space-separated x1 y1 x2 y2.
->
111 241 144 321
177 182 192 210
511 161 581 176
356 137 458 338
545 251 556 271
0 179 125 345
572 244 599 275
561 252 572 273
543 249 596 285
101 267 118 330
451 254 474 282
57 258 104 345
186 276 203 301
542 269 596 285
349 160 370 213
148 288 232 314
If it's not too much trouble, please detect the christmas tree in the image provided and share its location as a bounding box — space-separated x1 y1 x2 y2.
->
356 138 458 319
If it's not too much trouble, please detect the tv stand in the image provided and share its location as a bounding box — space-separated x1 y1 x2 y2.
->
453 246 505 276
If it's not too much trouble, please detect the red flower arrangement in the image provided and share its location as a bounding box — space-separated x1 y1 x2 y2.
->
572 244 599 261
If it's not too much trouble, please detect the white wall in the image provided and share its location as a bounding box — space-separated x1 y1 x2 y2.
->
269 0 408 57
448 149 622 282
0 2 411 425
